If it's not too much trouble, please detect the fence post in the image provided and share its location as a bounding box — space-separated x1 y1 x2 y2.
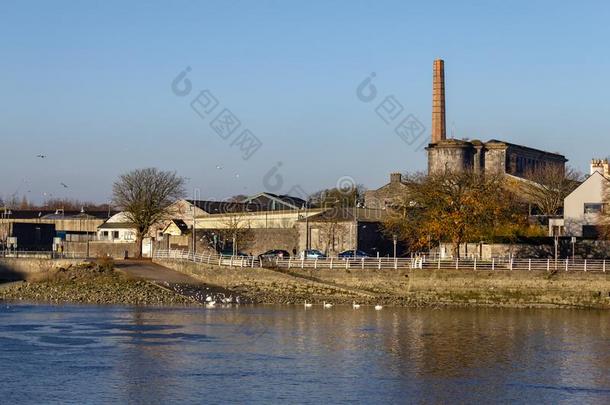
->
455 258 459 270
301 258 304 269
509 258 513 271
529 259 532 271
288 258 291 269
604 260 606 273
218 256 222 266
565 259 568 272
378 257 381 270
584 259 587 272
492 258 495 271
251 257 255 268
361 257 365 270
437 257 441 270
545 259 548 272
230 256 233 267
394 258 398 270
207 254 211 264
330 257 333 270
474 258 477 271
314 258 318 270
345 258 349 269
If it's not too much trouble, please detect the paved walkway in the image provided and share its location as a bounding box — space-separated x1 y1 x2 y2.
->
114 260 202 284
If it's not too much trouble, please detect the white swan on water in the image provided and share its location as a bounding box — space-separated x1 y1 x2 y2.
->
323 301 333 308
304 301 313 308
374 304 383 310
352 302 361 309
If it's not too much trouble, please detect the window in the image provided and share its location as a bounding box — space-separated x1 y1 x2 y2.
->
112 231 120 239
584 203 604 214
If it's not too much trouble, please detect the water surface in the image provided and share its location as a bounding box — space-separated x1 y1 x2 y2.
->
0 304 608 404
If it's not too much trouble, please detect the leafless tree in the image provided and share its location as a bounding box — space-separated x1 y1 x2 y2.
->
112 168 186 257
519 165 582 216
218 214 253 254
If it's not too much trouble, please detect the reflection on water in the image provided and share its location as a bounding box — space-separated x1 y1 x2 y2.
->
0 304 608 404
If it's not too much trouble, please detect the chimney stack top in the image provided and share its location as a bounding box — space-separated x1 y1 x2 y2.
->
432 59 446 144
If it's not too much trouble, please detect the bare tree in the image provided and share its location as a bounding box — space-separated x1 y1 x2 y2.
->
112 168 186 257
519 165 582 216
308 185 366 208
218 213 253 254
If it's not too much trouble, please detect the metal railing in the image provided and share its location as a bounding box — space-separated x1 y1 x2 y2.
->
154 249 610 273
0 250 89 259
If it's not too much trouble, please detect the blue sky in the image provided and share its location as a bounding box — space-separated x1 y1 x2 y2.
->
1 0 609 203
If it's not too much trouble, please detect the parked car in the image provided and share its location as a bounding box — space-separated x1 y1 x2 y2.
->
338 250 371 259
299 249 327 259
258 249 290 260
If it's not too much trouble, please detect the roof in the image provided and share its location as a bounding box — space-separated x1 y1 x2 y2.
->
98 222 138 230
162 219 190 234
487 139 567 160
186 192 306 214
186 199 263 214
241 192 307 210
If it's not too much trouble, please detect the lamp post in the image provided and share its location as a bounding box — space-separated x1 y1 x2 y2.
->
192 188 200 255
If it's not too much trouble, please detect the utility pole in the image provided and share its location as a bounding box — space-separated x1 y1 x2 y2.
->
192 188 200 255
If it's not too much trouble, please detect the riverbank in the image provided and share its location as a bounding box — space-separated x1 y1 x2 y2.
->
0 260 195 306
156 259 610 309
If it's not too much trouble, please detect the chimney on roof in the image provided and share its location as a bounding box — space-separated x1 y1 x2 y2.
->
390 172 402 184
432 59 446 143
590 158 609 176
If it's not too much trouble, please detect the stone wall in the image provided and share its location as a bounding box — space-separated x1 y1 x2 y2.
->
0 258 84 281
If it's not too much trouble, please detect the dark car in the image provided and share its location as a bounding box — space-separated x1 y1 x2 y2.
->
258 249 290 260
338 250 370 258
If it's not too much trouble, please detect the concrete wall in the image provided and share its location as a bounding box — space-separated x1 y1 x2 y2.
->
0 258 83 281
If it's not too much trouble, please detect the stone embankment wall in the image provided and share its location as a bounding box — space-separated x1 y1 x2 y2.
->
155 259 610 308
0 258 84 281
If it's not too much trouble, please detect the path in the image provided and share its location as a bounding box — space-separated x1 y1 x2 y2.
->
115 260 203 284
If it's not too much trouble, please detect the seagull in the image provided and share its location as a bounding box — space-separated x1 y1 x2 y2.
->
60 183 68 188
352 302 361 309
36 154 46 159
374 304 383 310
215 165 223 170
304 301 313 308
323 301 332 308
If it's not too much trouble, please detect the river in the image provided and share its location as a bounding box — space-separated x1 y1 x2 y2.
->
0 304 608 404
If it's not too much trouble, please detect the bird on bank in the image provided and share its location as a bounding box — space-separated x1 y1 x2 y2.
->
375 304 383 310
323 301 332 308
352 302 360 309
304 301 313 308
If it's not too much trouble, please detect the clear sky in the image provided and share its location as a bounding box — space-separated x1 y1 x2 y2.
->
1 0 609 204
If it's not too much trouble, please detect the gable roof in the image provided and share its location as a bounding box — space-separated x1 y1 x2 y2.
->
162 219 190 235
565 171 610 201
241 192 306 210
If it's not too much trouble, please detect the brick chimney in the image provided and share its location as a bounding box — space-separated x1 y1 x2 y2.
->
590 159 609 176
390 172 402 184
432 59 446 143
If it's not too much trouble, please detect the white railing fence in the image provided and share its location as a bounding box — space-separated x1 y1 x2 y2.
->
153 249 609 273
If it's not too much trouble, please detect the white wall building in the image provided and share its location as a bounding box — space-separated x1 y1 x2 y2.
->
563 160 610 238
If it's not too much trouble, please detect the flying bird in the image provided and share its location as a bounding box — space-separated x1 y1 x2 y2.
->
36 154 46 158
215 165 223 170
60 183 68 188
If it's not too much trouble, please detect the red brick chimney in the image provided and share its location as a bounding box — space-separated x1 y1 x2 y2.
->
432 59 446 143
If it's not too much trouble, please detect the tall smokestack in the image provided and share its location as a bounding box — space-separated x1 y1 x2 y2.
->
432 59 446 143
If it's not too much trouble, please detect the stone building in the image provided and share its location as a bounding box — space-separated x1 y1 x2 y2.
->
364 173 408 210
427 59 566 177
